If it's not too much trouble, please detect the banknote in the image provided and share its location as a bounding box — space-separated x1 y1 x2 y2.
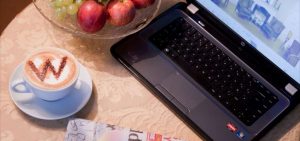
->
65 118 186 141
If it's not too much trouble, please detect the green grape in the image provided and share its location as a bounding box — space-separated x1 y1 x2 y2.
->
63 0 73 6
54 0 64 8
67 4 78 15
55 6 67 20
75 0 83 6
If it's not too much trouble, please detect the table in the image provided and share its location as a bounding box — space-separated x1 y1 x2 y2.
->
0 1 299 141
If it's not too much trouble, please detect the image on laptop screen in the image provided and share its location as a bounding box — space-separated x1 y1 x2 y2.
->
196 0 300 84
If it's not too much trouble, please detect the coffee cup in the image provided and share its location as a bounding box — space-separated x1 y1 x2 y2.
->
12 47 80 101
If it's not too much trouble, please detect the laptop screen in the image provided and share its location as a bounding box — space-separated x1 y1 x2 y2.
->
196 0 300 84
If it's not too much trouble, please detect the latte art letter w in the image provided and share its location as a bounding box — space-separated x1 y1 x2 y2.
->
27 56 68 81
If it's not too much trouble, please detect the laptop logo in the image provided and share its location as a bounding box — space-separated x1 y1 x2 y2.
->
240 41 246 47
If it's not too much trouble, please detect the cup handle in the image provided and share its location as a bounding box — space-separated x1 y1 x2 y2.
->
11 79 31 93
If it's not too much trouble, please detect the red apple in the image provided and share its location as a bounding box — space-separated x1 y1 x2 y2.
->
77 0 107 33
107 0 136 26
131 0 155 9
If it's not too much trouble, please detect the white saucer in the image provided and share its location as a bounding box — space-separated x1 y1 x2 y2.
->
9 63 92 120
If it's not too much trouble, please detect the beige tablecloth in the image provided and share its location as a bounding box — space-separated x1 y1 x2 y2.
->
0 1 299 141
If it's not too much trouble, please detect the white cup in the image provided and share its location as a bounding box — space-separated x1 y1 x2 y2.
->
12 48 80 101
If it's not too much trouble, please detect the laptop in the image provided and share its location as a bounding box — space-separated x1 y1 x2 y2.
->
110 0 300 140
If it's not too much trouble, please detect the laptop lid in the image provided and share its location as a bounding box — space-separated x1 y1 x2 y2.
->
188 0 300 100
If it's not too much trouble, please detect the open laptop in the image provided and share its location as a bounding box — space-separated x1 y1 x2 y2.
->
110 0 300 140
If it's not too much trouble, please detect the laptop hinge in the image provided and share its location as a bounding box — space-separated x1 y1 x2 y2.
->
187 3 199 14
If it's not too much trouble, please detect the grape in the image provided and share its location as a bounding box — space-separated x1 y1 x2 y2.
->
54 0 64 7
63 0 73 6
75 0 83 6
67 4 79 15
55 6 67 20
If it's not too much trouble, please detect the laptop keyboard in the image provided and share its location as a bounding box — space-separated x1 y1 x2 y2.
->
150 17 279 126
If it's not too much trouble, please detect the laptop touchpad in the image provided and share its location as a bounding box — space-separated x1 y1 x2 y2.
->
161 72 206 111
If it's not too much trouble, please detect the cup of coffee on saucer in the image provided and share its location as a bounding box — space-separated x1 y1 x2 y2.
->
12 47 80 101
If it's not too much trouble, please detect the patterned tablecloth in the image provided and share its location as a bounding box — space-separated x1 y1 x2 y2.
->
0 1 299 141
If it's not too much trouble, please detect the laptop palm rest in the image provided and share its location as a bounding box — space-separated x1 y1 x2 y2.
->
158 72 206 113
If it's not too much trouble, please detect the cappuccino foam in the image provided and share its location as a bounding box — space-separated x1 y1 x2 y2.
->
24 49 78 90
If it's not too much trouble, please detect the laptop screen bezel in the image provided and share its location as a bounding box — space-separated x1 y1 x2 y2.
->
187 0 300 100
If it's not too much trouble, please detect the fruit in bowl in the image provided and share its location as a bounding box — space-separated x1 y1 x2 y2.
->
50 0 155 33
77 0 107 33
107 0 136 26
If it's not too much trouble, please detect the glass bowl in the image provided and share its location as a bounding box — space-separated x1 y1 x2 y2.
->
33 0 161 39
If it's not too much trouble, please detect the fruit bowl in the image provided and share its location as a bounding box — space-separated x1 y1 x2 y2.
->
33 0 161 39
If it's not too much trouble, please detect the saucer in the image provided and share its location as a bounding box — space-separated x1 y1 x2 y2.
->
9 63 92 120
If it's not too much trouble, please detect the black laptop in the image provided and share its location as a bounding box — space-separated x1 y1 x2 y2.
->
111 0 300 140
